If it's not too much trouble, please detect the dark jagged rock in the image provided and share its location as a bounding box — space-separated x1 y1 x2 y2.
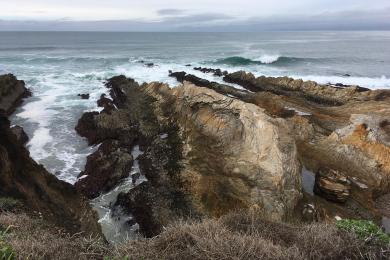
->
75 111 101 145
77 93 90 99
0 74 31 116
10 125 29 145
75 85 139 198
75 140 134 199
314 168 351 203
194 67 228 77
97 93 116 113
115 182 166 237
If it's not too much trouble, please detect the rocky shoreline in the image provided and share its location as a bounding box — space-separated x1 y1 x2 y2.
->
71 67 390 239
1 68 390 246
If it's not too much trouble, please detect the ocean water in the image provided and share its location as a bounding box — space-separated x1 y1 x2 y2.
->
1 31 390 184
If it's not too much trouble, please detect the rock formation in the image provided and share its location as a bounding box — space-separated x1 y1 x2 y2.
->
314 168 351 203
170 70 390 223
75 68 390 237
77 75 303 237
0 74 31 115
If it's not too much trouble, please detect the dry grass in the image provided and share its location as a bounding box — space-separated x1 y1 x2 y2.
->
0 213 108 260
1 211 388 260
116 212 389 260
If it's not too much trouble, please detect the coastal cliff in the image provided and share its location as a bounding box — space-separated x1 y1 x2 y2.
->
0 74 101 236
1 71 389 259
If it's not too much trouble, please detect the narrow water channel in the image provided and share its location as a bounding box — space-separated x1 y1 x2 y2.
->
90 145 146 244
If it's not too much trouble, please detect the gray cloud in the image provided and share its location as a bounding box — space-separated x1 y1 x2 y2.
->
1 7 389 31
157 9 186 16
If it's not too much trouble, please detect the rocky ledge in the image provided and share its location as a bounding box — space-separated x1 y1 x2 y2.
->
0 74 31 116
0 74 101 236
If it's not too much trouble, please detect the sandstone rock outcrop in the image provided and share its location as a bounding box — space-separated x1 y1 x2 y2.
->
170 70 390 222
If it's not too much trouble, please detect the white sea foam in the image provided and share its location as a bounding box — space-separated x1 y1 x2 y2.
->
254 54 281 64
27 127 53 159
290 75 390 89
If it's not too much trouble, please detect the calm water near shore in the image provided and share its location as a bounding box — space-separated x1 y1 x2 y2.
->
0 31 389 181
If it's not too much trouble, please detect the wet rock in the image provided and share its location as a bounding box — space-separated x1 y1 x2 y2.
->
115 182 167 237
131 172 141 185
75 109 136 145
194 67 228 77
314 168 351 203
145 63 154 68
97 94 115 113
77 93 90 99
0 74 31 116
75 140 134 199
10 125 29 145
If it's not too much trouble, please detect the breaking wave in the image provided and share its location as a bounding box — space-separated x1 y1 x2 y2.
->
214 56 313 66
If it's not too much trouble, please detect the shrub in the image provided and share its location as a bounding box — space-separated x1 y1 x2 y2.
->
0 198 22 212
0 226 16 260
336 219 390 245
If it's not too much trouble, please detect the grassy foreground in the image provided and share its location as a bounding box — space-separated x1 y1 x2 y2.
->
0 208 389 260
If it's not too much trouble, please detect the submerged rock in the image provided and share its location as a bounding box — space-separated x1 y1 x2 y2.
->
194 67 228 76
78 93 90 99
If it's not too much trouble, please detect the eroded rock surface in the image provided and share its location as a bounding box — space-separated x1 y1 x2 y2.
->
170 70 390 223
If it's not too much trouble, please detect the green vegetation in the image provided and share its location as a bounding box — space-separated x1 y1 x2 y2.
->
0 227 16 260
336 219 390 244
0 198 22 212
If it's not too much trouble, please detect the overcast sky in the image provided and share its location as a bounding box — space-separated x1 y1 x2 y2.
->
0 0 389 31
